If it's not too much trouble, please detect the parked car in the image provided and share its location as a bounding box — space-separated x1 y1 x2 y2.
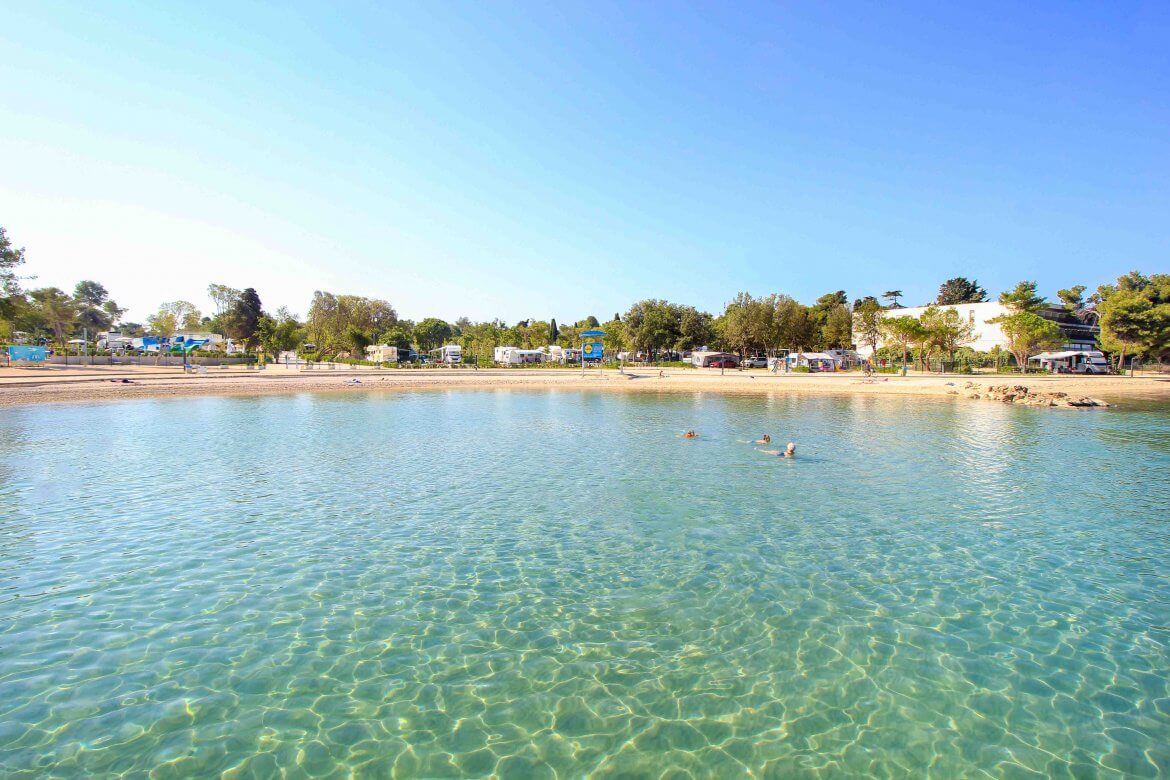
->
742 356 768 368
709 358 737 368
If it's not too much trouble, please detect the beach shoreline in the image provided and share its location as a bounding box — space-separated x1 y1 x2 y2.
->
2 365 1168 408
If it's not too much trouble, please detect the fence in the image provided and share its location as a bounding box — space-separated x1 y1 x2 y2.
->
46 355 255 367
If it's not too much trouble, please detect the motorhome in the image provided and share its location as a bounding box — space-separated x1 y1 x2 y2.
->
432 344 462 364
96 331 135 352
1029 350 1110 374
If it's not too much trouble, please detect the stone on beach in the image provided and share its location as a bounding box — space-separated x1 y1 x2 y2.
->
964 383 1109 408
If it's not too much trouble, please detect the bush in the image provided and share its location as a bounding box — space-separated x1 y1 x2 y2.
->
791 365 811 373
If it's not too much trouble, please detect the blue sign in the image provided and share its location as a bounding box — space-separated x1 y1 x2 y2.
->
9 346 47 363
583 342 603 360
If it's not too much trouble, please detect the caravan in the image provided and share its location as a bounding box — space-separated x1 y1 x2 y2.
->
1030 350 1110 374
493 346 543 365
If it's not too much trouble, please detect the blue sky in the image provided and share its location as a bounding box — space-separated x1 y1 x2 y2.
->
2 1 1167 323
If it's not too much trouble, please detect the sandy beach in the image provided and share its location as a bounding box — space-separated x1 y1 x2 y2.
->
2 364 1168 408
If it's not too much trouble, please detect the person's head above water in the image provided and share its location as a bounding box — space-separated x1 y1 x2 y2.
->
761 434 771 443
785 442 796 457
684 430 698 438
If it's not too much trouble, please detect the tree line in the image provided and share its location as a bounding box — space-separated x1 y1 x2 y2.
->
2 226 1167 367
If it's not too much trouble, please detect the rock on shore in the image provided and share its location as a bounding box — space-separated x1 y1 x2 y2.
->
964 383 1109 408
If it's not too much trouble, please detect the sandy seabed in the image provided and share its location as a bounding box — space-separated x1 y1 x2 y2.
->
2 365 1168 408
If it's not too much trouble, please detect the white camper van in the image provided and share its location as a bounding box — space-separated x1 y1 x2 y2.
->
436 344 462 364
1031 350 1110 374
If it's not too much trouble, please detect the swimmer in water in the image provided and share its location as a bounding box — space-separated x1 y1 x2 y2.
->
760 442 796 457
682 430 698 438
755 434 772 444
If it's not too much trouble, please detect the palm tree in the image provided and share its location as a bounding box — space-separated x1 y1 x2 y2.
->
882 290 903 308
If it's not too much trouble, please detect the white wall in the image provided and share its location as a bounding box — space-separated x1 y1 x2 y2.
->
854 301 1010 357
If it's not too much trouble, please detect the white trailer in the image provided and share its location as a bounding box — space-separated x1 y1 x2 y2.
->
433 344 462 364
493 346 543 365
365 344 399 363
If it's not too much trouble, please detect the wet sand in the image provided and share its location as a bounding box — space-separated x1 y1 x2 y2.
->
3 364 1168 408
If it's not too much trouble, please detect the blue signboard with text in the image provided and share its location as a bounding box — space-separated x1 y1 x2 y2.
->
583 342 603 360
9 346 47 364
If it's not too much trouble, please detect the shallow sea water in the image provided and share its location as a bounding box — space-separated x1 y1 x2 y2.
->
1 389 1168 778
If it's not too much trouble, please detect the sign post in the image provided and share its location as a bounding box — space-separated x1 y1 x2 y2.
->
580 329 606 378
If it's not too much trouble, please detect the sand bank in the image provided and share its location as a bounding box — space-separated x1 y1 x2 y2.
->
3 365 1168 408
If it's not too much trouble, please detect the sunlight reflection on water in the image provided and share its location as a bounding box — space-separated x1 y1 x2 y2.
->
1 391 1168 777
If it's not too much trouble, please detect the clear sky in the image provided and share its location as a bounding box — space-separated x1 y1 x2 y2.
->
2 1 1167 324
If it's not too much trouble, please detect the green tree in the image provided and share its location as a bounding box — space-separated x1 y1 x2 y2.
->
936 277 987 305
880 315 925 369
1 227 28 321
1096 272 1170 373
345 325 372 357
414 318 453 352
549 318 559 344
147 301 201 336
27 287 79 348
624 299 680 358
720 293 772 356
379 325 415 352
882 290 903 308
822 304 853 349
226 287 263 347
676 306 715 350
72 280 123 333
922 306 976 365
1056 285 1086 311
988 311 1063 372
306 292 398 352
255 308 305 355
772 295 815 353
999 280 1045 313
602 318 628 355
207 284 242 319
851 298 884 358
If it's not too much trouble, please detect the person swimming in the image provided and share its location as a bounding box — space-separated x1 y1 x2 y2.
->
755 434 771 444
760 442 796 457
683 430 698 438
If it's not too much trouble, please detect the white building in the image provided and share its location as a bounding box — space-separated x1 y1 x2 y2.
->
854 301 1099 358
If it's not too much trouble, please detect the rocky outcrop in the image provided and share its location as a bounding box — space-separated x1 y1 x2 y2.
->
963 383 1109 408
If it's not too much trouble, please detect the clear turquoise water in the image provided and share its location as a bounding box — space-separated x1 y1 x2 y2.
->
1 390 1168 778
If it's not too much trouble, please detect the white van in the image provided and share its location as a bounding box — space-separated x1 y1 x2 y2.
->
1032 350 1111 374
